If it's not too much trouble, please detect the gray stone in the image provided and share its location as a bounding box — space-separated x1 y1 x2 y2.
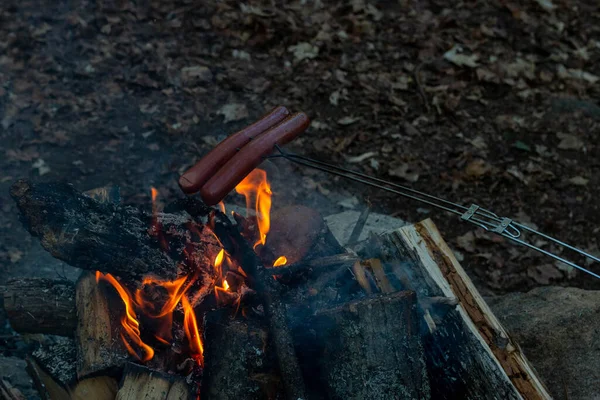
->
487 286 600 400
324 210 407 246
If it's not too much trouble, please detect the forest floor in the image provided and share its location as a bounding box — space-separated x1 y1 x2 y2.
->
1 0 599 294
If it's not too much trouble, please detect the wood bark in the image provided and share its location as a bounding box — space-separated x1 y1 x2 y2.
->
301 290 430 400
76 272 130 378
1 278 76 336
201 309 281 400
26 337 77 400
116 363 195 400
0 379 26 400
364 219 551 400
10 180 220 281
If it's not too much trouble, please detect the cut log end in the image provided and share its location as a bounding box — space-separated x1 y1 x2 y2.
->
116 362 196 400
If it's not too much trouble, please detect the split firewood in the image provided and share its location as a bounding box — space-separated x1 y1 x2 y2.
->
76 272 129 378
10 180 220 282
201 309 281 400
300 290 430 400
363 219 551 400
1 278 76 336
116 362 195 400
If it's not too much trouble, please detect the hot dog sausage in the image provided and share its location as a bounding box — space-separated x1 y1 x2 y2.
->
200 112 310 206
178 106 290 194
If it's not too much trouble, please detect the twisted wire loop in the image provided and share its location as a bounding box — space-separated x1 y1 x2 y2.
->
269 146 600 280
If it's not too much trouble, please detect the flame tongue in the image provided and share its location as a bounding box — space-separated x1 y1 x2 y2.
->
96 271 155 362
235 169 272 248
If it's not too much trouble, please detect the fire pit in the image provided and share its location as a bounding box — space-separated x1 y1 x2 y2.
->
1 108 552 400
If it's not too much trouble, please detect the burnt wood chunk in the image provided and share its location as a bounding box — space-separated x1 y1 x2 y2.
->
1 278 76 336
116 363 195 400
201 310 281 400
305 290 430 400
10 180 220 281
76 272 129 378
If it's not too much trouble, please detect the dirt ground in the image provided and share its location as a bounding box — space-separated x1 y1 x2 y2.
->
1 0 599 296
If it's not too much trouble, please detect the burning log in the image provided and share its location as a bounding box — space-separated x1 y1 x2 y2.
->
10 180 220 281
364 219 551 400
116 362 196 400
300 290 430 400
1 278 76 336
208 209 309 400
76 272 130 378
201 309 281 399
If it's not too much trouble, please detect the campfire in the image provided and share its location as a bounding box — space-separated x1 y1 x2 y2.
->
1 107 552 400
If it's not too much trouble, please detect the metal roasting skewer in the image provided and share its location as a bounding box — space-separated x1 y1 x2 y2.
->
270 145 600 280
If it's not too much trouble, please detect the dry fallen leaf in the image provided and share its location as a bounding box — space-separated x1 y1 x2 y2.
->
346 151 377 163
568 176 589 186
337 116 361 125
388 163 419 182
557 65 599 84
534 0 557 12
456 231 476 253
443 45 479 68
181 65 213 84
465 159 491 178
556 133 584 150
32 159 51 176
288 42 319 63
217 103 249 123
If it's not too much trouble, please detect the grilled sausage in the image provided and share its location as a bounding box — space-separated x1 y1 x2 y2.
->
178 106 290 194
200 112 310 205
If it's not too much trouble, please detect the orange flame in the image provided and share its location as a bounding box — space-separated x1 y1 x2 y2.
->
134 275 191 318
182 295 203 366
273 256 288 267
214 249 225 278
96 271 155 362
235 169 272 248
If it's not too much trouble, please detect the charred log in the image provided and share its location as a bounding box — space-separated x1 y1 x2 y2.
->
201 309 281 400
1 278 76 336
10 180 220 281
298 290 430 400
116 362 195 400
76 272 129 378
207 209 306 400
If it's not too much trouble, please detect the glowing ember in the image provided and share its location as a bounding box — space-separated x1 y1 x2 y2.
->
273 256 288 267
235 169 272 248
223 279 230 291
217 201 226 214
96 271 154 362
